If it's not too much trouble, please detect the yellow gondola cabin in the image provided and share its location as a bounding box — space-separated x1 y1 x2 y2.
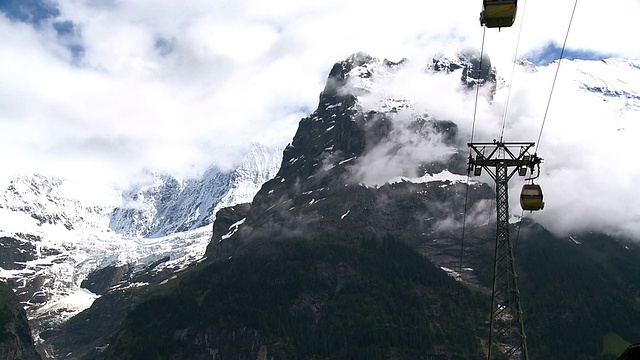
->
520 184 544 211
480 0 517 28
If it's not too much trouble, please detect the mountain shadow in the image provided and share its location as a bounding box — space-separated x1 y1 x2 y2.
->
0 281 40 359
106 236 487 360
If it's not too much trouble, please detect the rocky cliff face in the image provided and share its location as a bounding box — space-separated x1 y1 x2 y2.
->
205 52 495 263
0 282 40 360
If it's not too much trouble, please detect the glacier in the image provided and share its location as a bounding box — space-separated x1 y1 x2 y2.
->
0 143 282 333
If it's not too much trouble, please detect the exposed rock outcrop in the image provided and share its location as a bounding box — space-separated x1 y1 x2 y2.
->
0 282 40 360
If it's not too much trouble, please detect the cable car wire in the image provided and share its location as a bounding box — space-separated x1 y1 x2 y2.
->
458 26 488 294
513 209 525 256
458 177 472 276
470 27 487 145
499 0 528 141
536 0 579 152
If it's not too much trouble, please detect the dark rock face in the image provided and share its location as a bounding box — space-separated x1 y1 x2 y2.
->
210 203 252 244
0 282 41 360
0 237 37 271
205 203 251 259
39 289 143 360
81 265 131 295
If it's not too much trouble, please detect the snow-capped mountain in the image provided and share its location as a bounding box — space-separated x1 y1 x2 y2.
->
429 50 497 87
0 174 111 233
314 51 640 238
0 143 282 337
566 58 640 108
109 143 282 238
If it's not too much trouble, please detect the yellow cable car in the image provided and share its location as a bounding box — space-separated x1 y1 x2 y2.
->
480 0 517 28
520 184 544 211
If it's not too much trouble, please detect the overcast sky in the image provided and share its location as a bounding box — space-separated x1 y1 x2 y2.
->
2 0 640 237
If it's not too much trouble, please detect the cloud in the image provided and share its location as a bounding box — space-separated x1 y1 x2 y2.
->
341 57 490 187
335 50 640 240
475 60 640 240
510 61 640 239
347 113 458 186
433 199 494 234
1 0 640 237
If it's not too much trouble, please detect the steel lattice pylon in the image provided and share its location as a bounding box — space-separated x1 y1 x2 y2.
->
467 141 542 360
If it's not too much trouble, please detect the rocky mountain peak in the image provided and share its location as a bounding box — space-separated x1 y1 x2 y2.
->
278 53 465 187
273 53 458 188
206 53 490 259
320 52 406 105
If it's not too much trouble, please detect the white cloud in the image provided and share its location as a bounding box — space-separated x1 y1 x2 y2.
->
1 0 640 237
337 51 640 239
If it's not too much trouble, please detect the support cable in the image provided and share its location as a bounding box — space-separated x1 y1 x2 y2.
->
499 0 528 141
459 182 472 277
470 27 487 145
458 27 487 280
536 0 579 152
456 27 490 316
513 209 525 257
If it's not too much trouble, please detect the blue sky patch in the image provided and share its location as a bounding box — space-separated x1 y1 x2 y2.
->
53 20 85 62
0 0 86 63
0 0 59 26
154 36 173 57
53 20 74 36
525 42 614 66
